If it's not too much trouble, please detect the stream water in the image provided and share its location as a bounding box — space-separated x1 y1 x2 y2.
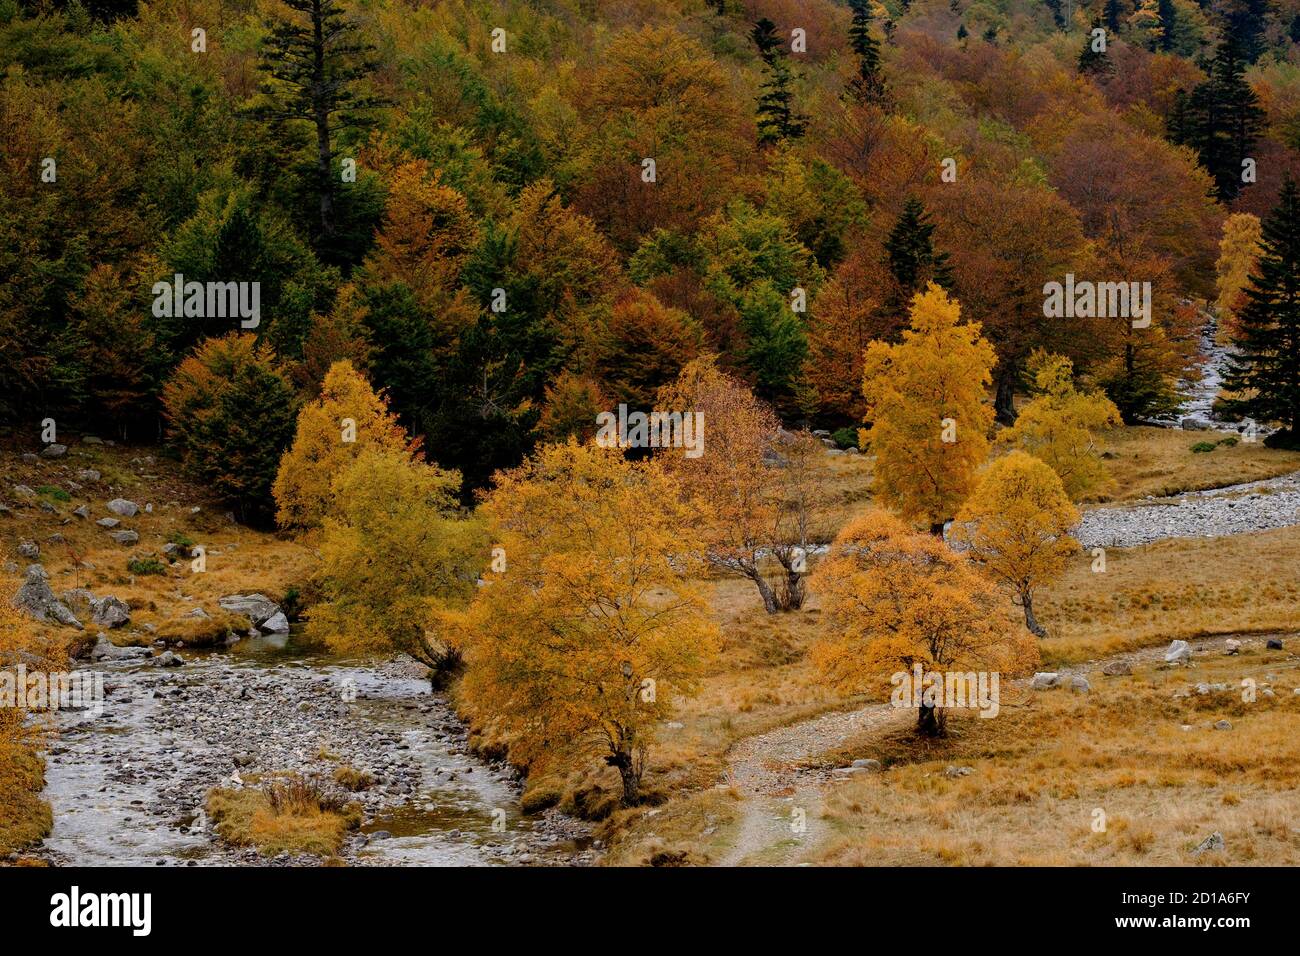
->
38 629 590 867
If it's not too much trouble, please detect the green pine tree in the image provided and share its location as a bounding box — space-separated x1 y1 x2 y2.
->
1223 176 1300 443
254 0 386 241
846 0 886 103
1077 18 1112 76
1181 33 1265 200
752 18 807 145
884 198 954 301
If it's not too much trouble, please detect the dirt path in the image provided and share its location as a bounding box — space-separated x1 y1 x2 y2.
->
711 634 1269 867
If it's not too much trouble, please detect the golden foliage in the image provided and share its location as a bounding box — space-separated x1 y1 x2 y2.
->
1000 350 1122 500
307 448 488 673
862 284 996 529
953 450 1080 636
810 509 1038 733
458 440 719 805
273 360 420 530
1215 212 1262 338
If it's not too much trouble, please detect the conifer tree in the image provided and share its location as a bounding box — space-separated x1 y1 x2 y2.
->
1177 34 1264 201
1223 177 1300 444
846 0 886 104
255 0 386 241
751 18 807 145
884 198 953 298
1077 18 1112 76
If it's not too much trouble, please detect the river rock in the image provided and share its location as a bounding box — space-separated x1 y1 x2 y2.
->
106 498 139 517
1165 640 1191 665
153 650 184 667
13 565 82 628
91 595 131 628
261 611 290 634
219 593 285 632
90 634 150 661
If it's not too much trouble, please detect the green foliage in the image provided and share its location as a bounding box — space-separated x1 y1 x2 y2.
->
1190 440 1217 453
127 557 168 575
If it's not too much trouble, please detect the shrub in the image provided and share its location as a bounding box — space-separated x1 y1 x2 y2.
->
36 485 70 502
1190 440 1218 453
1218 436 1239 447
161 334 299 524
831 427 859 450
127 557 168 576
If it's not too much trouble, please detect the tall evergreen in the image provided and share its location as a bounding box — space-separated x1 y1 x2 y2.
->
1103 0 1125 32
846 0 886 104
255 0 386 242
1223 177 1300 443
1077 17 1111 76
1176 33 1264 201
1155 0 1176 50
752 18 807 145
884 198 954 300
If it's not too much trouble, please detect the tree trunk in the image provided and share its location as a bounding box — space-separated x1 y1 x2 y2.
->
994 369 1017 425
916 704 946 737
608 748 640 806
311 1 335 237
1022 590 1047 637
752 572 780 614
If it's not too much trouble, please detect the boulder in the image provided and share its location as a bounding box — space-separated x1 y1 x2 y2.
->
40 443 68 458
90 595 130 628
1224 639 1241 655
72 505 90 519
218 593 285 632
12 485 35 498
1214 719 1232 731
77 470 101 482
153 650 184 667
943 765 974 778
1030 672 1061 690
96 517 119 528
851 758 883 772
16 539 38 559
1101 660 1132 677
261 611 290 634
106 498 139 517
108 530 139 546
89 634 150 661
1070 675 1091 694
1165 640 1191 665
1266 638 1284 650
1192 832 1225 856
1180 418 1210 431
13 565 82 628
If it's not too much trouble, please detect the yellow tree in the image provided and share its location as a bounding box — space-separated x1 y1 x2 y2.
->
862 284 996 534
810 509 1037 736
307 448 488 683
953 451 1080 637
656 356 786 612
1215 212 1263 339
1000 351 1122 501
459 440 718 805
273 360 420 530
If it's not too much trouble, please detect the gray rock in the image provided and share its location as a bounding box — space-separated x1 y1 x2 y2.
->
153 651 185 667
1192 831 1225 855
851 758 883 771
76 470 101 482
1070 675 1091 693
1180 418 1210 431
108 530 139 545
261 611 290 634
12 565 82 628
1224 638 1241 655
1165 640 1191 665
1030 672 1061 690
106 498 139 517
1101 660 1132 676
91 595 131 628
1267 638 1284 650
16 539 38 559
81 436 103 445
12 485 35 498
90 635 149 661
72 505 90 519
41 443 68 458
218 593 285 631
1214 720 1232 730
96 517 119 528
944 765 974 778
